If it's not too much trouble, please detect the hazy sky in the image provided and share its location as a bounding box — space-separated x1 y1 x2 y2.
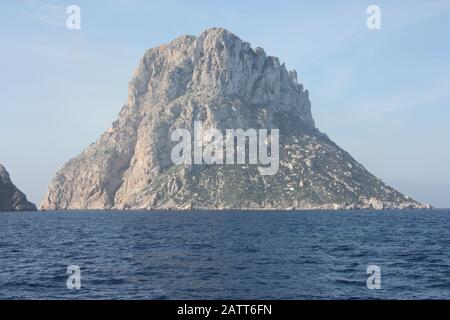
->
1 0 449 207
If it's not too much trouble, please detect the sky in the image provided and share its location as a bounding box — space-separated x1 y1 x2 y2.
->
0 0 449 208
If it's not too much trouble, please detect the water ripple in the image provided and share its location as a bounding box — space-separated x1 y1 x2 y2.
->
0 209 449 299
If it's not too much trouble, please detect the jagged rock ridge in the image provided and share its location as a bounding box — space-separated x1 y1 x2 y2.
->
0 164 36 211
41 28 429 210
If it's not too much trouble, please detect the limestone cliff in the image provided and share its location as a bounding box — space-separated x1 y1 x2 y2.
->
40 28 429 210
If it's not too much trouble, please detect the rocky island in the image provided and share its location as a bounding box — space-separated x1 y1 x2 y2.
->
40 28 430 210
0 164 36 211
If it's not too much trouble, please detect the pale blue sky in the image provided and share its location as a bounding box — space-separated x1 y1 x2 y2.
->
1 0 449 207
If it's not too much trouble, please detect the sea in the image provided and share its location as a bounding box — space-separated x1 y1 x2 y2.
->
0 209 449 300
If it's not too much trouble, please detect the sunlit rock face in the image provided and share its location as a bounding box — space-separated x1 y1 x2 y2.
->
40 28 429 210
0 164 36 212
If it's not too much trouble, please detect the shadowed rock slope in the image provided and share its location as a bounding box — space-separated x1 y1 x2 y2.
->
0 164 36 211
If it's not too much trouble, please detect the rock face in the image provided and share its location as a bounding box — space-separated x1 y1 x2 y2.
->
41 28 430 210
0 164 36 211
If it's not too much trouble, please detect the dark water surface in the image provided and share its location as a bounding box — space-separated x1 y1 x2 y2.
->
0 210 449 299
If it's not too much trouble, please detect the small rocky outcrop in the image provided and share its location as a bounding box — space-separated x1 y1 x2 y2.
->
0 164 36 211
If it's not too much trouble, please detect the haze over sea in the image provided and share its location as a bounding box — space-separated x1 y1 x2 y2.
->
1 210 449 299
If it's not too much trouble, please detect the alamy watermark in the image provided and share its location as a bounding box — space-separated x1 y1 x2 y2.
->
171 121 280 175
63 5 379 32
66 5 81 30
366 265 381 289
66 265 81 290
367 5 381 30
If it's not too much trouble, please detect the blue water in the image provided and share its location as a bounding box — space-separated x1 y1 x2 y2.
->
0 210 449 300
